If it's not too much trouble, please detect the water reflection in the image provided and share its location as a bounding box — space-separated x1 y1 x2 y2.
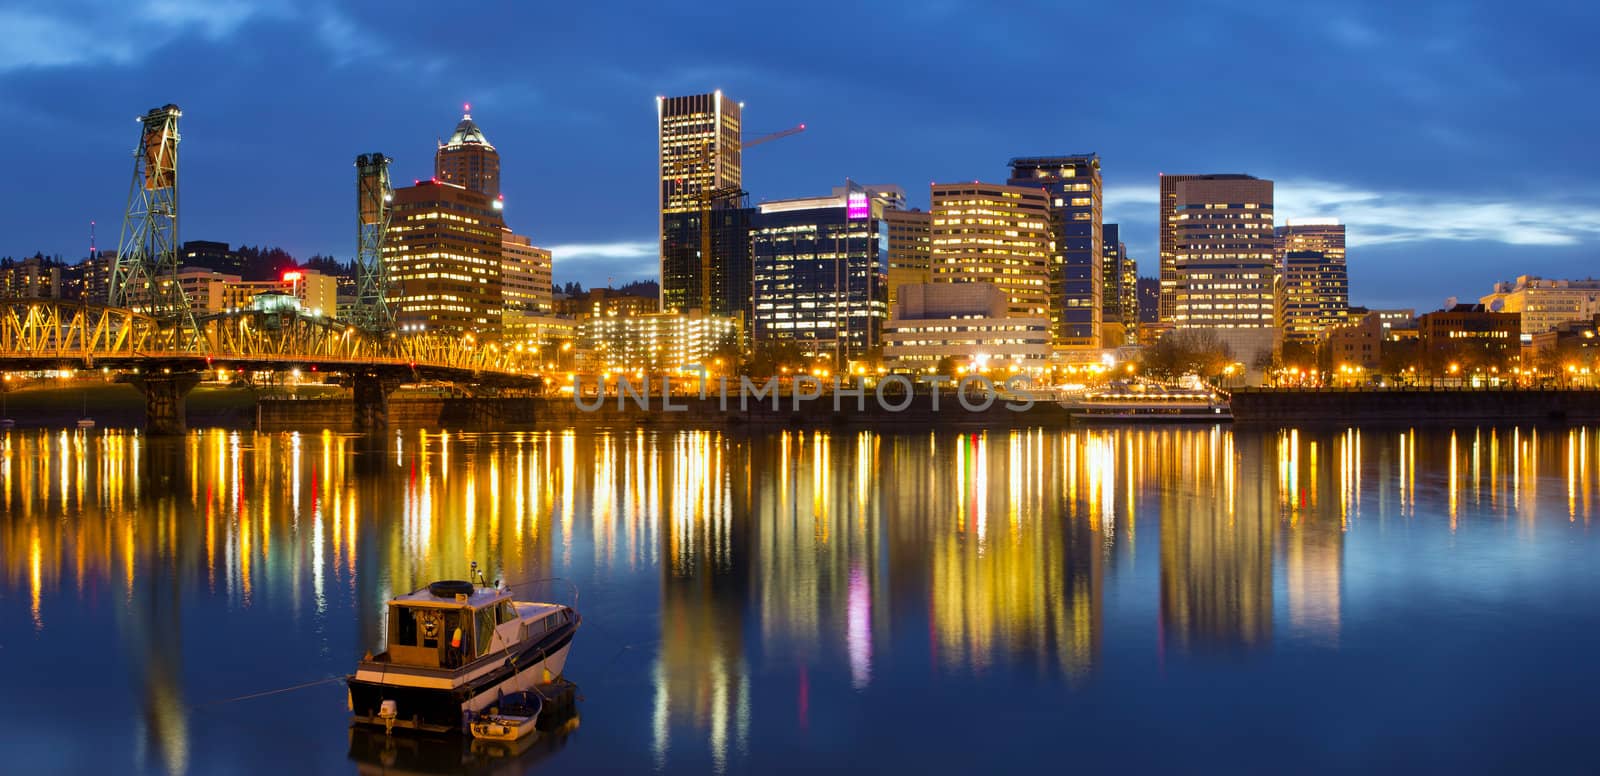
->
2 424 1598 773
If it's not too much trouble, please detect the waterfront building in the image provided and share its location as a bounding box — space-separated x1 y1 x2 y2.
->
884 207 932 308
882 282 1052 373
1417 304 1520 372
1172 174 1277 368
1479 275 1600 336
1325 314 1385 371
501 229 553 313
929 182 1051 320
435 109 500 200
581 311 742 373
1007 155 1103 351
1274 219 1349 344
503 311 579 363
1276 251 1349 344
750 183 891 363
658 91 742 315
383 179 505 337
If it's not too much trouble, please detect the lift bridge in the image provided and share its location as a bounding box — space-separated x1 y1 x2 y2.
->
0 104 539 434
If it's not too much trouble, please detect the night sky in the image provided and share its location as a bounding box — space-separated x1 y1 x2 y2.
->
3 0 1597 311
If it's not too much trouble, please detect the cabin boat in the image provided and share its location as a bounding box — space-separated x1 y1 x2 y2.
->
348 579 579 734
1064 381 1232 423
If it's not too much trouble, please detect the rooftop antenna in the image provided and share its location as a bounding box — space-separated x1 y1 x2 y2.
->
90 220 97 258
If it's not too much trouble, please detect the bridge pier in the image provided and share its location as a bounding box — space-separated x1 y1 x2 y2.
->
351 372 402 435
132 372 202 436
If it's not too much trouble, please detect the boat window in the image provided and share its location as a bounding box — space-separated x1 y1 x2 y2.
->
476 606 496 657
497 600 517 625
395 607 419 646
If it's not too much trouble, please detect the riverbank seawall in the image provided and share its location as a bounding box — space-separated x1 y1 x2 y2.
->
256 394 1075 432
1232 388 1600 426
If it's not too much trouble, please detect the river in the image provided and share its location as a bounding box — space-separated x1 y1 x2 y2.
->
2 426 1598 773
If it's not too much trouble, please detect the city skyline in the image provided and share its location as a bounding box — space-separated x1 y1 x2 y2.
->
2 1 1598 312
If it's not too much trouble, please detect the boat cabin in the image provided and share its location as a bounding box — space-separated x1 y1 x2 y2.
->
378 581 570 670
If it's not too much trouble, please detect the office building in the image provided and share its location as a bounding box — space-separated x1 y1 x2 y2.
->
501 229 553 313
1008 155 1102 350
582 311 742 373
384 179 505 337
884 207 932 308
1101 223 1132 345
1172 174 1277 366
221 269 338 316
1158 174 1205 323
882 282 1052 373
1275 219 1346 265
658 91 742 315
1480 275 1600 335
174 266 236 313
1276 250 1349 343
749 183 892 363
435 109 500 201
929 182 1051 320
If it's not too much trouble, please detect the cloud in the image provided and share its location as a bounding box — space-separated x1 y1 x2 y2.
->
546 240 656 261
1095 179 1600 249
0 1 372 72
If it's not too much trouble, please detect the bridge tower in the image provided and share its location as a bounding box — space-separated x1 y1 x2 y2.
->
112 105 195 330
354 153 394 332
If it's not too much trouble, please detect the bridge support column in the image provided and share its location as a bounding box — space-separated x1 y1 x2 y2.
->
133 372 202 436
352 372 402 435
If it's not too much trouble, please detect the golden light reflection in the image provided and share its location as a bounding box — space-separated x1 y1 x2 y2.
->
1 424 1597 772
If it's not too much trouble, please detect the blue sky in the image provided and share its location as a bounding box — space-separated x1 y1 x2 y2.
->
2 0 1598 311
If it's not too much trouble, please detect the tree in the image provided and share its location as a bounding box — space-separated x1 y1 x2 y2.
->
1139 329 1234 381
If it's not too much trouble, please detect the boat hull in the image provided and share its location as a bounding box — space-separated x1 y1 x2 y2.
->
349 625 574 734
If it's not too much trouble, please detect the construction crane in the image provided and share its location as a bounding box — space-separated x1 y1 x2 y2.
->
695 124 806 313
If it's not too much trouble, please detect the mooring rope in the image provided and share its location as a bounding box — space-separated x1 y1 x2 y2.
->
191 674 345 709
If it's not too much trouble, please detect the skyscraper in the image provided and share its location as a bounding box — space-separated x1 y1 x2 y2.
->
930 182 1051 319
749 183 891 363
384 179 505 337
1158 174 1203 324
435 109 500 201
1172 175 1276 362
1007 155 1103 351
658 91 742 315
1102 223 1130 345
1274 220 1348 343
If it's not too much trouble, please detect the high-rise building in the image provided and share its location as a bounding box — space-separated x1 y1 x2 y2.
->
581 311 742 373
1275 219 1346 265
1158 174 1206 324
1276 252 1349 344
384 179 505 337
1101 223 1134 345
749 183 891 363
929 182 1051 319
884 208 932 308
658 91 742 315
1007 155 1102 351
1172 174 1276 334
1137 276 1160 324
0 256 61 299
435 109 501 201
1479 275 1600 335
501 229 553 313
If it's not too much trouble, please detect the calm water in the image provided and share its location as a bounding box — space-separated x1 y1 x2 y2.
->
3 426 1599 774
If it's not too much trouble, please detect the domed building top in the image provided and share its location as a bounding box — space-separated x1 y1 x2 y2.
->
442 106 493 149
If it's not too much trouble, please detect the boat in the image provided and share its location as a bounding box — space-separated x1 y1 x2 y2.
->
76 418 96 430
1064 380 1232 423
468 690 543 742
348 571 579 735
